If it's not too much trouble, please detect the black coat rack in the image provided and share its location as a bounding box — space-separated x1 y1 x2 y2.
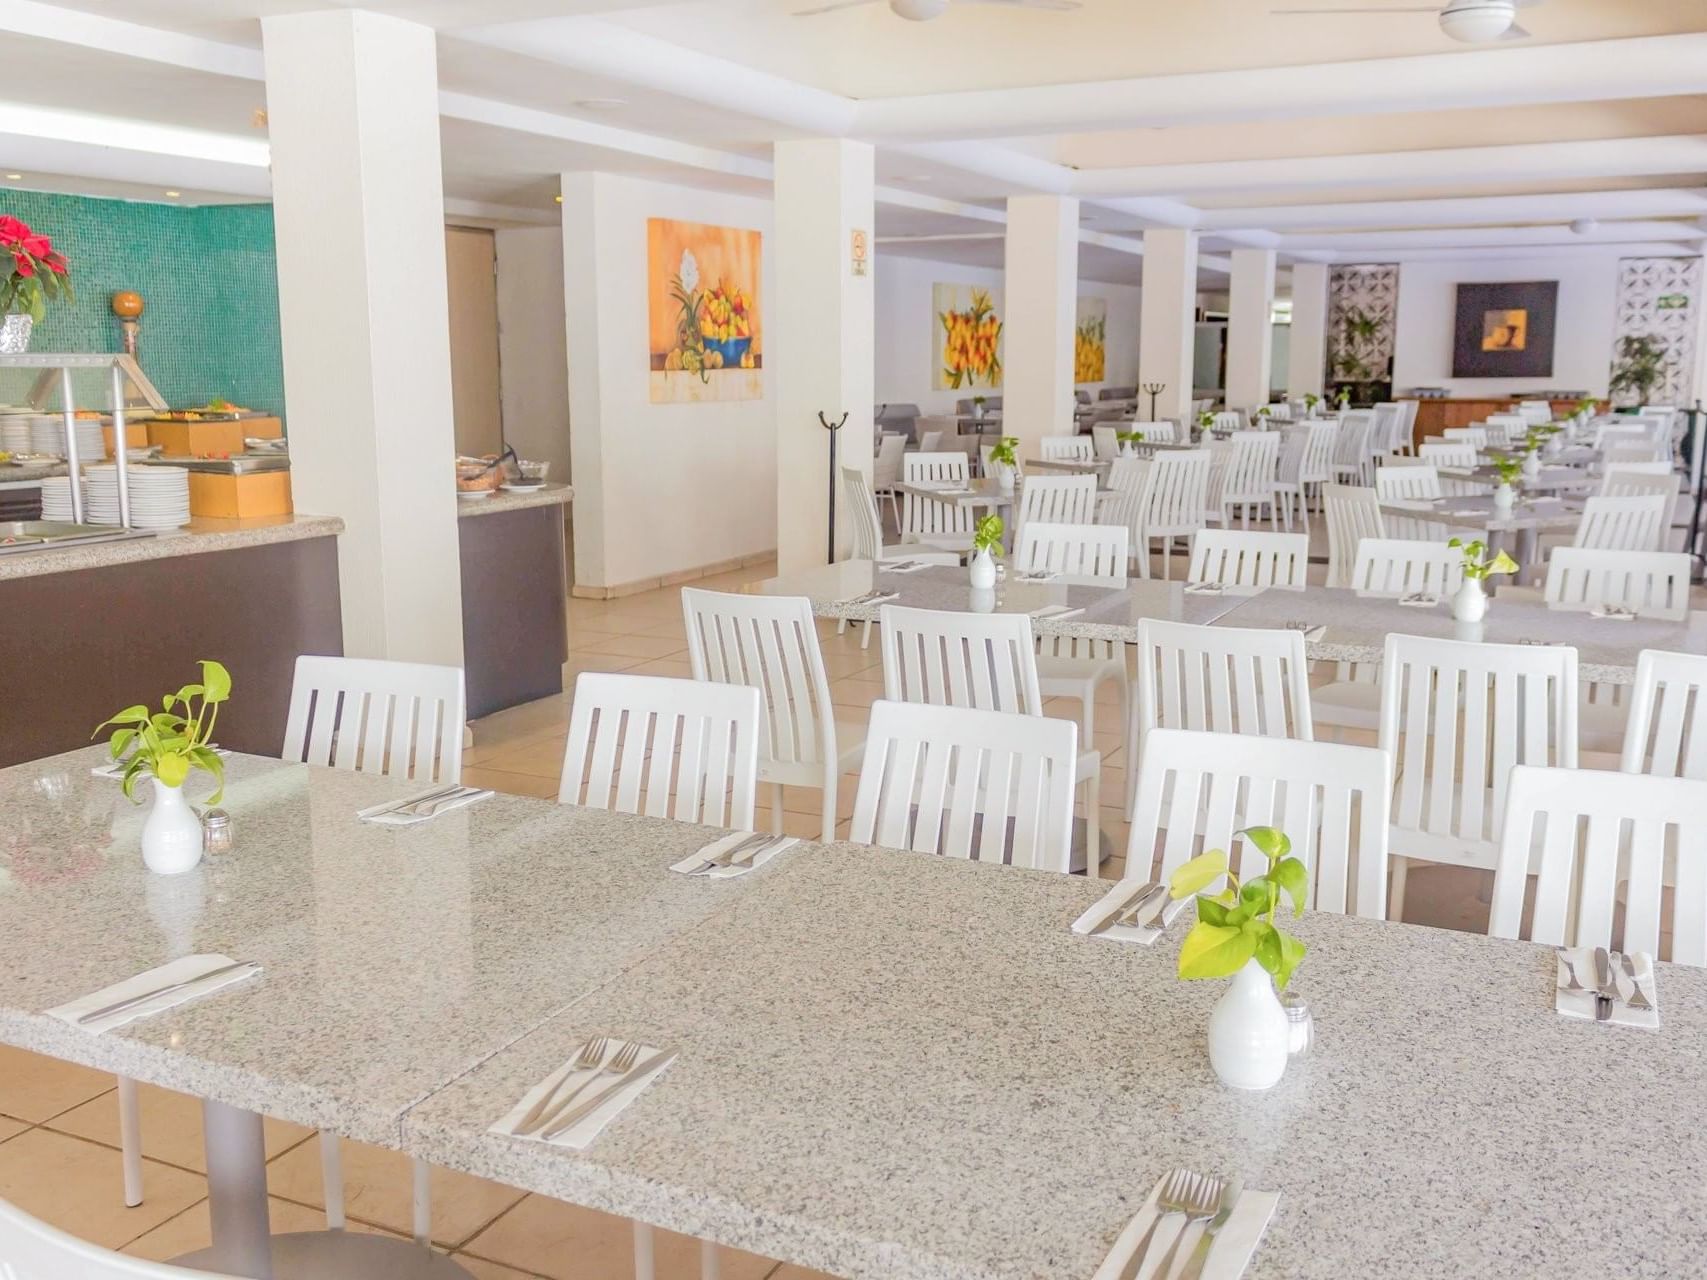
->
819 410 848 562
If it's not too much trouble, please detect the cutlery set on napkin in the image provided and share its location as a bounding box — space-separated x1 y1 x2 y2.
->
669 830 798 878
1182 583 1223 595
1031 603 1085 621
837 588 900 607
492 1036 678 1150
879 560 934 574
48 954 261 1034
358 784 494 826
1092 1168 1278 1280
1283 621 1327 643
1072 880 1190 945
1557 946 1658 1028
1398 592 1439 608
1589 604 1639 621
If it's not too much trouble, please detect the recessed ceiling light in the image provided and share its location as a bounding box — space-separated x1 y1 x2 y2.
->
572 98 626 112
164 190 182 199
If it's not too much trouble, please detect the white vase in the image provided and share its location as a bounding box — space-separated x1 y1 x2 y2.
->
1522 451 1541 480
1207 959 1291 1091
968 549 997 590
1452 577 1487 623
141 778 203 876
995 463 1015 494
1493 482 1515 515
969 585 996 614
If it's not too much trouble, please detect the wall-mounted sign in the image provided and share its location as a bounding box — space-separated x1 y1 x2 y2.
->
1657 293 1690 311
851 228 869 277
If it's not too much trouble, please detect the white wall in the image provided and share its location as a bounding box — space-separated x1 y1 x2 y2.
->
495 226 571 493
873 251 1141 415
1391 255 1620 398
563 172 776 592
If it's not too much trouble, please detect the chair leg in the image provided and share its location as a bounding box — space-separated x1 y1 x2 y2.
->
320 1131 346 1229
860 618 874 650
821 769 838 844
634 1222 656 1280
701 1239 721 1279
118 1075 143 1208
1389 855 1410 923
770 783 786 836
1084 755 1102 879
412 1157 431 1246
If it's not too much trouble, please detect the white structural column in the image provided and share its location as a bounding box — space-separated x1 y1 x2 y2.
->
1225 248 1277 412
1137 229 1199 425
262 10 464 665
1002 194 1080 459
1288 262 1330 400
773 139 875 573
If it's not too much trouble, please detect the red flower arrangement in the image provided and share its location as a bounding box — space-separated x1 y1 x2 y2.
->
0 215 73 323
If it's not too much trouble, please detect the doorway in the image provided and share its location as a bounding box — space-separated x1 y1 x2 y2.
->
445 226 503 458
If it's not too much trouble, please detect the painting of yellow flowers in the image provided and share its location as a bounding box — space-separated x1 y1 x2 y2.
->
933 283 1003 390
1075 297 1107 384
648 217 762 404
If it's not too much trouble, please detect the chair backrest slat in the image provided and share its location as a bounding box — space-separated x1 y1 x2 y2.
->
1620 649 1707 780
1323 484 1385 588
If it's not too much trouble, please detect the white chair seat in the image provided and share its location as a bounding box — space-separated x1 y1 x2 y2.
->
759 725 866 788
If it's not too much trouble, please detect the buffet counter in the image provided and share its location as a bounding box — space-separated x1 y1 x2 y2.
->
0 513 344 768
1405 397 1598 441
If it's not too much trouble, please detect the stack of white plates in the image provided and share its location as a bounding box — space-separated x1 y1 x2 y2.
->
30 416 104 460
0 416 31 454
39 475 78 523
85 464 190 530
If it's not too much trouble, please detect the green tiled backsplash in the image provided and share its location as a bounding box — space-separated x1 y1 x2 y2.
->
0 190 284 420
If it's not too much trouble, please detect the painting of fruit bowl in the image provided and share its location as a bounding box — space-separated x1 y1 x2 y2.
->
648 217 763 403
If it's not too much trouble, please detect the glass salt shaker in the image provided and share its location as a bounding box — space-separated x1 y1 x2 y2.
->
1281 990 1313 1057
202 808 233 856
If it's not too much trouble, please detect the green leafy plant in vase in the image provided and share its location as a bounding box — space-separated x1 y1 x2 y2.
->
1447 538 1517 624
1303 392 1320 415
94 659 231 875
1115 429 1145 458
988 435 1018 492
1198 410 1216 437
1490 455 1523 515
969 513 1003 590
1169 826 1307 1090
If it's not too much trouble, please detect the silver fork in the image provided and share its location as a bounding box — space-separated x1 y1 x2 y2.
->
1619 952 1654 1011
1141 1174 1225 1280
692 832 770 873
527 1040 640 1136
391 784 464 817
512 1037 606 1135
1118 1170 1193 1280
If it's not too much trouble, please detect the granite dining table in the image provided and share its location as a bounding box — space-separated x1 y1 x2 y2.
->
4 751 1707 1280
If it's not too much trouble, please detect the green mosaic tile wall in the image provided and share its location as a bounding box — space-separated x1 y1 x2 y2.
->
0 190 284 418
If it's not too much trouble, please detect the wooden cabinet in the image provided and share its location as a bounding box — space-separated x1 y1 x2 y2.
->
1405 398 1600 445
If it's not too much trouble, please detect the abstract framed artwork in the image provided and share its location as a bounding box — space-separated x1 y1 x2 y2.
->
647 217 762 404
932 283 1003 390
1075 297 1107 384
1451 280 1559 379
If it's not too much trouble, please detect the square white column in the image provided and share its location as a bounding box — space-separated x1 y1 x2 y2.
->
1002 194 1080 462
263 10 464 664
1226 248 1277 412
773 139 875 573
1288 262 1330 399
1137 229 1199 425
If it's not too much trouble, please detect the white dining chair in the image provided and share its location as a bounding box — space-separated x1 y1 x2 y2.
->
1211 431 1281 528
1603 444 1667 467
1291 420 1338 523
1489 765 1707 965
917 427 946 453
1378 633 1578 921
559 671 761 828
1572 494 1670 552
1271 426 1309 530
1186 528 1309 589
878 604 1105 873
1143 420 1178 445
1620 649 1707 780
840 467 960 648
1370 403 1404 457
1543 547 1691 621
681 589 860 843
1442 426 1487 448
872 431 906 529
1328 412 1373 486
1126 617 1314 817
1375 464 1442 503
1417 441 1476 470
1015 519 1130 581
1040 434 1094 462
901 452 976 551
1138 448 1213 580
1091 424 1119 460
277 655 467 1238
1126 727 1390 918
0 1193 255 1280
851 699 1078 873
1323 483 1384 589
1016 473 1097 534
1599 465 1674 498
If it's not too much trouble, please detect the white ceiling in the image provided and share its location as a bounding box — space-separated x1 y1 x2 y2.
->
4 0 1706 287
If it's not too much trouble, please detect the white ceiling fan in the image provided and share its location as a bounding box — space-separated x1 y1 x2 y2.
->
795 0 1082 21
1271 0 1541 44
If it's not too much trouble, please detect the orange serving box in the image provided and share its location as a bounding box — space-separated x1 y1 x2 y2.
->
187 470 293 519
147 415 283 458
101 421 150 457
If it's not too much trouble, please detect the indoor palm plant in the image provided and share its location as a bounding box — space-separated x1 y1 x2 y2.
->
1169 826 1308 1090
969 513 1002 589
94 660 231 875
0 215 72 354
1608 334 1668 408
1447 538 1517 623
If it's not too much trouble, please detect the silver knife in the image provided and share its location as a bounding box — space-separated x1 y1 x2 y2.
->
1133 886 1174 931
371 783 461 818
1088 882 1160 936
1617 952 1654 1012
1593 947 1617 1021
539 1048 677 1140
1178 1177 1243 1280
690 832 770 873
77 960 260 1025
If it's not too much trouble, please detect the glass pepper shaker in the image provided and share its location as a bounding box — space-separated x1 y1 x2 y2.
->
201 808 233 856
1281 990 1313 1057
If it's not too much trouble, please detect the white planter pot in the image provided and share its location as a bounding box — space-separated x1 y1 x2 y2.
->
969 585 997 614
1452 578 1488 623
1493 482 1515 516
141 778 203 875
1207 959 1291 1091
968 549 997 590
995 463 1015 494
1522 452 1541 480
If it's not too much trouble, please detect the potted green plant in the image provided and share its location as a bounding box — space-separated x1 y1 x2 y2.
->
1336 388 1351 410
0 215 73 354
987 435 1018 493
972 394 988 423
1303 392 1320 415
1168 826 1308 1090
969 513 1003 589
94 660 231 875
1447 538 1517 623
1197 410 1215 438
1115 429 1145 458
1254 405 1272 426
1491 455 1523 515
1608 335 1669 409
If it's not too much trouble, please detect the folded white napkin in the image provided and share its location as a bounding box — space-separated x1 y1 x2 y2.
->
1091 1173 1279 1280
491 1041 676 1151
1183 582 1223 595
1015 570 1059 583
48 954 261 1035
879 560 933 574
1556 949 1659 1029
1030 604 1085 621
1589 605 1638 621
1072 880 1191 946
358 786 493 826
668 831 799 878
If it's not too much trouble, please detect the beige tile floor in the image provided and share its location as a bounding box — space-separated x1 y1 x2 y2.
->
4 515 1644 1275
